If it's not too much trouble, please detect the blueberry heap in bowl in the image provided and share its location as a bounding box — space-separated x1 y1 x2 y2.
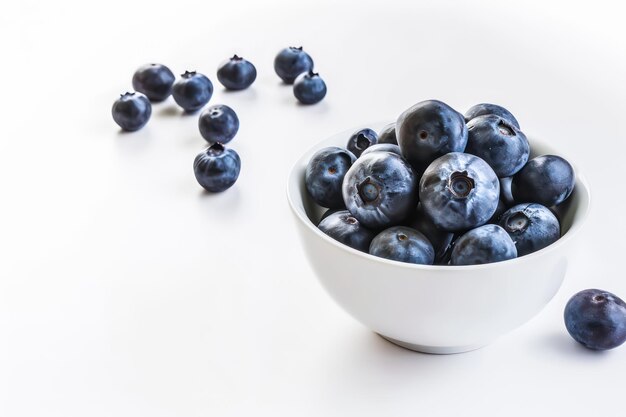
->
306 100 576 266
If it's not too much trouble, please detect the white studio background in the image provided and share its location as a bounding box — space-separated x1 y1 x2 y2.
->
1 1 625 416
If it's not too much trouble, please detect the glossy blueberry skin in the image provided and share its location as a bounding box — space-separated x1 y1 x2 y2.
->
198 104 239 144
499 176 515 206
512 155 576 207
293 71 327 104
274 46 314 84
111 92 152 131
466 115 530 177
378 123 398 145
217 55 257 90
397 100 468 174
319 208 341 225
305 147 356 209
369 226 435 265
346 128 378 158
499 203 560 257
342 152 418 229
193 143 240 192
464 103 520 129
132 63 175 102
172 71 213 112
406 203 454 262
451 224 517 265
360 143 402 157
420 152 500 232
318 210 375 252
564 289 626 350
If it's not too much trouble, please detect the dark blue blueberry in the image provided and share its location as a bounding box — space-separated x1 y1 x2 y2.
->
274 46 314 84
499 203 560 256
293 71 327 104
132 63 175 102
512 155 576 207
419 152 500 231
111 92 151 131
499 176 515 207
342 152 418 229
172 71 213 112
450 224 517 265
488 198 507 224
217 55 257 91
377 123 398 145
193 143 240 192
319 208 341 225
360 143 402 157
564 289 626 350
407 203 454 261
464 103 520 129
305 147 356 209
369 226 434 265
198 104 239 144
318 210 375 252
397 100 468 174
466 115 530 177
346 128 378 158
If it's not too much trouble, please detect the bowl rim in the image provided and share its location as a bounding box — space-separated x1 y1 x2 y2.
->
287 122 591 271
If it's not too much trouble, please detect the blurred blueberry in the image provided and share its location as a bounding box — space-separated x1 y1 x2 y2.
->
305 146 356 209
451 224 517 265
274 46 314 84
112 92 151 131
217 55 257 90
464 103 520 129
132 63 175 102
293 71 327 104
172 71 213 112
369 226 435 265
378 123 398 145
512 155 575 207
198 104 239 144
499 203 560 256
318 210 375 252
193 143 240 192
347 128 378 157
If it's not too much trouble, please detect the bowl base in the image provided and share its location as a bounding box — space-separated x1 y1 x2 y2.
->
379 334 486 354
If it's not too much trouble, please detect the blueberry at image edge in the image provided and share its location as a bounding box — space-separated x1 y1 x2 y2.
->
172 71 214 113
198 104 240 144
131 63 175 102
112 92 152 131
217 54 257 91
274 46 314 84
193 143 241 192
293 71 327 105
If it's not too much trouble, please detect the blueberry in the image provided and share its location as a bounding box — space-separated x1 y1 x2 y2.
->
193 143 240 192
488 198 507 224
319 208 340 225
499 176 515 207
512 155 576 207
216 55 257 90
378 123 398 145
464 103 520 129
360 143 402 157
369 226 435 265
419 152 500 231
346 128 378 158
499 203 560 256
293 71 327 104
342 152 418 229
274 46 314 84
131 63 175 102
450 224 517 265
564 289 626 350
111 92 152 131
466 115 530 177
407 203 454 261
397 100 468 174
172 71 213 112
198 104 239 144
305 147 356 208
318 210 375 252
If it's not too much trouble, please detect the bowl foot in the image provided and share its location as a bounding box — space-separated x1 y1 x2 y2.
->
378 334 486 354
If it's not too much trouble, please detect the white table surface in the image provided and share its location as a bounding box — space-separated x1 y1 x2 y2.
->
1 0 625 416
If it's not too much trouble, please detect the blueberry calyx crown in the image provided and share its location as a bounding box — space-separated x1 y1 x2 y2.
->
505 212 530 233
181 70 197 78
418 130 429 140
121 92 135 98
307 70 319 78
210 108 222 117
593 294 608 303
447 171 475 198
345 216 358 225
397 233 408 241
497 119 515 136
355 134 371 150
357 177 380 203
290 46 304 51
231 54 243 61
207 142 225 156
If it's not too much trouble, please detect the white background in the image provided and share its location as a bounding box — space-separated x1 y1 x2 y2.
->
1 0 625 416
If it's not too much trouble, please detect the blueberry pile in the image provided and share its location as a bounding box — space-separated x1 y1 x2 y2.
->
307 99 577 266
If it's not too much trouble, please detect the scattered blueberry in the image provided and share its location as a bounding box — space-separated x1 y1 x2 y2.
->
397 100 468 174
112 92 152 131
564 289 626 350
305 147 356 209
293 71 327 104
466 115 530 177
420 152 500 231
131 63 175 102
217 55 257 91
172 71 213 112
450 224 517 265
464 103 520 129
407 203 454 261
346 128 378 157
512 155 576 207
193 143 241 192
342 151 418 229
198 104 239 144
377 123 398 145
274 46 314 84
360 143 402 157
499 203 560 257
318 210 375 252
369 226 435 265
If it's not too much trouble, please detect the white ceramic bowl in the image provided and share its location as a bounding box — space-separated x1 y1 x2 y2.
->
287 123 591 354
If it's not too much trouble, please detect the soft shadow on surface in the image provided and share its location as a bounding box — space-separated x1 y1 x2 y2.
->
221 87 258 101
158 104 181 117
538 331 613 360
197 185 242 209
115 129 153 153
